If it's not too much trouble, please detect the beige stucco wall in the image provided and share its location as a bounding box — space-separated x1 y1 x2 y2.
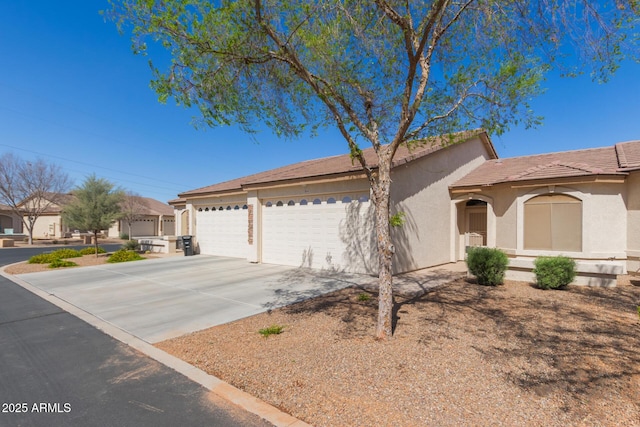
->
471 181 628 260
391 137 493 273
627 172 640 273
30 214 63 238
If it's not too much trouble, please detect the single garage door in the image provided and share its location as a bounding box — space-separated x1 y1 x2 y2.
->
196 204 248 258
261 195 374 270
130 219 156 237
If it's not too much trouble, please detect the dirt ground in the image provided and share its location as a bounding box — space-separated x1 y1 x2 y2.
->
157 278 640 427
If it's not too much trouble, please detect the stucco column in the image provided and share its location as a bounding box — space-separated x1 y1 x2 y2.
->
246 190 260 263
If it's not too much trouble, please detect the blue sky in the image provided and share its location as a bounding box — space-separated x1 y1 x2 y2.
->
1 2 638 204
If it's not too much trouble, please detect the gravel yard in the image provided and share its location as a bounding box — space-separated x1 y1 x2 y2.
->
157 277 640 427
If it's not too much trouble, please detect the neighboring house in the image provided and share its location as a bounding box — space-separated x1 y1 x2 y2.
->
0 203 23 235
20 193 74 238
450 140 640 286
108 197 176 238
171 131 495 274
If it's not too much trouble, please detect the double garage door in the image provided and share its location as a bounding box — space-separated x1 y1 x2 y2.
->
195 205 248 258
261 195 374 270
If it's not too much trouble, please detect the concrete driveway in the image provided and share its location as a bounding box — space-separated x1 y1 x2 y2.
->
14 255 366 343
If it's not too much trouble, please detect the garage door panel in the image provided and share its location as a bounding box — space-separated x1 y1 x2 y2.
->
196 207 247 258
261 197 374 272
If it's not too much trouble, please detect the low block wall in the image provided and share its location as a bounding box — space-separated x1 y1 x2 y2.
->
505 257 626 287
137 236 178 254
0 239 14 247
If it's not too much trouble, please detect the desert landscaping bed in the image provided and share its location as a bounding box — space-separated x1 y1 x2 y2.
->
157 278 640 427
3 252 158 275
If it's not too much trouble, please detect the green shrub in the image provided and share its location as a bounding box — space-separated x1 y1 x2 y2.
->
122 240 140 251
48 259 78 268
107 249 144 263
533 256 576 290
28 253 58 264
79 246 106 255
259 324 285 337
357 292 371 302
50 248 82 259
119 233 129 240
466 247 509 286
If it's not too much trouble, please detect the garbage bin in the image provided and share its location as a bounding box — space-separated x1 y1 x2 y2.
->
182 235 193 256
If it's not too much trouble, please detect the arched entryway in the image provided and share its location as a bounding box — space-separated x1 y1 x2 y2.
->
450 194 496 262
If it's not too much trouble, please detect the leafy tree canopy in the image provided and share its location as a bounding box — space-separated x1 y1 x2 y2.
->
107 0 638 338
63 174 124 239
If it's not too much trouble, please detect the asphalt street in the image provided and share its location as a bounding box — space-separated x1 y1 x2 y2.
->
0 246 273 427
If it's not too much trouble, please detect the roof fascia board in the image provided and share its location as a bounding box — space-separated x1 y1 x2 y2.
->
241 171 368 191
479 131 499 159
181 190 248 201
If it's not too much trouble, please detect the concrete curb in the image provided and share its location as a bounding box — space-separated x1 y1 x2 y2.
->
0 265 312 427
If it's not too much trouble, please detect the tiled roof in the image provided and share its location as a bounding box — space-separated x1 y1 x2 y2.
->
451 141 640 189
140 197 174 216
616 141 640 170
180 130 492 197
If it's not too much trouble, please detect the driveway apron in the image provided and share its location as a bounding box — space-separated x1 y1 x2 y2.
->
15 255 360 343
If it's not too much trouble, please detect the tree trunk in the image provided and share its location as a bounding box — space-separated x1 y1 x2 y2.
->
93 230 99 258
373 147 394 339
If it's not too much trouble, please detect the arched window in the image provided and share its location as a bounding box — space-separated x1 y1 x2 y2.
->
341 196 352 203
198 208 203 212
313 198 322 205
265 201 273 207
234 205 240 210
242 205 248 209
524 194 582 251
358 195 370 202
287 200 295 206
300 199 308 206
276 201 284 207
226 206 232 210
327 197 336 204
204 207 210 211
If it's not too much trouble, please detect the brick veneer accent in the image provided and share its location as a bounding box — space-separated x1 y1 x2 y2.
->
248 205 254 245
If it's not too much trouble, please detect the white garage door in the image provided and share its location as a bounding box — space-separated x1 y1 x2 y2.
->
196 204 248 258
261 195 374 271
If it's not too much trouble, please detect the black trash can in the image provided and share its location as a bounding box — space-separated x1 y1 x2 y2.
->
182 235 193 256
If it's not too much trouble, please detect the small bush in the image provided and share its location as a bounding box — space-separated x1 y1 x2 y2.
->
122 240 140 251
48 259 78 268
259 324 285 337
28 253 58 264
79 246 106 255
107 249 144 263
533 256 576 290
119 233 129 240
357 292 371 302
50 248 82 259
466 247 509 286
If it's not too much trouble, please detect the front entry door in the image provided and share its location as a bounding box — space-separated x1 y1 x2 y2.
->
466 206 487 246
